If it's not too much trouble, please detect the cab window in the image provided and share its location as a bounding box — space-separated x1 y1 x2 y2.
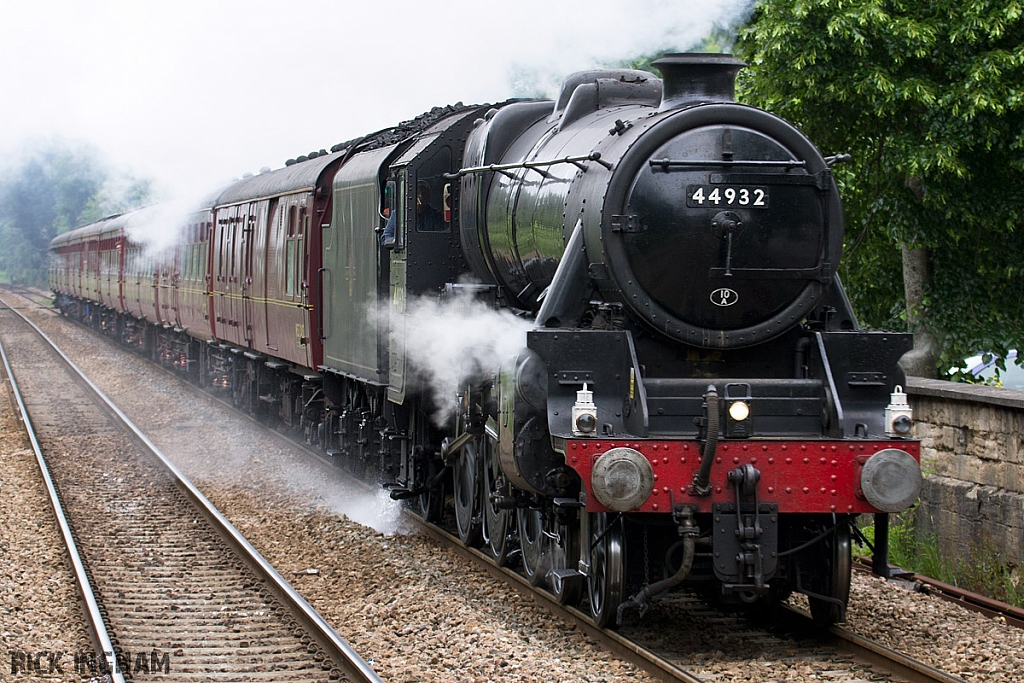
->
415 147 451 233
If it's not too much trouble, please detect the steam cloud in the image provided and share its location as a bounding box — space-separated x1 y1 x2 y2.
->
123 196 203 262
321 486 408 536
384 286 534 426
504 0 756 98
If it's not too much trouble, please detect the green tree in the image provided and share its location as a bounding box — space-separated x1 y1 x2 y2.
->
0 141 154 285
734 0 1024 377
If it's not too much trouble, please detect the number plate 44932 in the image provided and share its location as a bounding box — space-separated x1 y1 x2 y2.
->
686 185 769 209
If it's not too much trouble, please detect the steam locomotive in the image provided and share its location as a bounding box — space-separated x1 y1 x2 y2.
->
50 54 922 627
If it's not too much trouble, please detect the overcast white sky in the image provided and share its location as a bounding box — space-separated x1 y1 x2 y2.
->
0 0 752 199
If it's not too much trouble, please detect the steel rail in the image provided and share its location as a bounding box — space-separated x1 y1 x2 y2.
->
772 603 969 683
408 516 707 683
0 310 126 683
0 301 383 683
829 621 969 683
912 574 1024 629
854 559 1024 629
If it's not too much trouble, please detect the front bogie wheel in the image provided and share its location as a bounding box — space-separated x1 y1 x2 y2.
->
808 518 852 627
551 510 584 607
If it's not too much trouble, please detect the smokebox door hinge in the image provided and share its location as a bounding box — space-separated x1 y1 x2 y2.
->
610 215 638 233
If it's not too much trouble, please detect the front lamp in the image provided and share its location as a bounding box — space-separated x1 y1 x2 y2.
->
891 414 912 435
728 400 750 422
575 412 597 434
723 383 753 438
884 386 914 438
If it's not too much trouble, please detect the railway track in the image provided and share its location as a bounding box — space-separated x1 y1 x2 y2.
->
853 559 1024 630
1 287 1000 682
0 299 382 683
411 515 970 683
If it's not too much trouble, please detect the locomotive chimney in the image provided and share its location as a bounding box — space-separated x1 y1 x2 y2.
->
652 53 745 111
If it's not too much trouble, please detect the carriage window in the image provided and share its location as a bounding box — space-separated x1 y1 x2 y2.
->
285 239 296 297
288 205 297 237
219 221 229 281
229 222 237 279
297 234 305 293
199 245 207 283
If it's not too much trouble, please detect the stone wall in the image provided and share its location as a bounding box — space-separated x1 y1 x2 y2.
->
906 377 1024 567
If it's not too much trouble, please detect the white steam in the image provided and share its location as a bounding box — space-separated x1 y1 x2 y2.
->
503 0 756 98
384 287 534 426
320 486 409 536
122 194 209 262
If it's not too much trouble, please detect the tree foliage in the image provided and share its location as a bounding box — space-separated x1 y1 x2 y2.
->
734 0 1024 375
0 141 154 285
